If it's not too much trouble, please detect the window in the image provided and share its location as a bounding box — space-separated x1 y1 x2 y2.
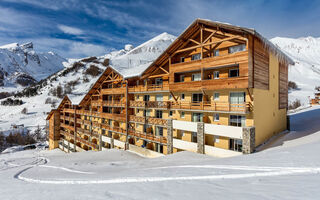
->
192 73 201 81
169 94 173 100
144 79 147 86
230 139 242 152
181 130 185 137
192 132 197 143
144 110 151 117
156 94 163 101
136 95 139 100
181 111 185 118
143 140 148 148
192 93 203 103
214 92 220 101
144 95 150 102
214 113 220 121
229 115 246 127
181 93 185 100
155 78 163 85
191 53 201 60
136 80 139 86
155 144 163 153
169 111 173 117
214 136 220 143
155 110 163 119
108 119 112 126
229 69 239 78
192 113 203 122
180 75 185 82
180 57 185 63
213 71 219 79
155 126 163 136
136 124 140 128
230 92 245 105
214 49 219 56
229 44 246 54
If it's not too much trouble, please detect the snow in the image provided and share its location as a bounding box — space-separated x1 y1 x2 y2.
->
271 37 320 105
0 42 66 91
1 106 320 199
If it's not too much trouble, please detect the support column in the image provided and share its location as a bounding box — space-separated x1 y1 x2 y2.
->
287 116 290 131
110 138 114 148
99 134 102 151
242 127 255 154
197 122 205 154
167 119 173 154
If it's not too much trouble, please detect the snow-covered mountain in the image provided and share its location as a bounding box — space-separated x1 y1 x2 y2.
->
271 37 320 105
0 32 176 133
0 42 66 92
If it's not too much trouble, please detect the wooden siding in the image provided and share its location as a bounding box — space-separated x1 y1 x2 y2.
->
253 38 269 90
279 62 288 109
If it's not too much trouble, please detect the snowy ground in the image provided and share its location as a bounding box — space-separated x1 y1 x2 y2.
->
0 106 320 199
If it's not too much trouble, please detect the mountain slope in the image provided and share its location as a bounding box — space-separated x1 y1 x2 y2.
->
0 33 176 133
271 36 320 105
0 42 66 91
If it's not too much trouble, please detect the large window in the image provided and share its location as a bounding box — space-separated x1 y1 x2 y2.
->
180 75 185 82
192 113 203 122
230 139 242 152
156 94 163 102
229 69 239 78
214 71 219 79
192 93 203 103
229 115 246 127
230 92 245 106
192 73 201 81
155 78 163 85
155 110 163 119
191 53 201 60
144 95 150 102
155 126 163 136
229 44 246 54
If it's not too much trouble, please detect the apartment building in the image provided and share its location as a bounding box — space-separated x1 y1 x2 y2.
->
47 19 294 157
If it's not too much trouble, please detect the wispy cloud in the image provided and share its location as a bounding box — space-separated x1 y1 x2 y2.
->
58 25 83 35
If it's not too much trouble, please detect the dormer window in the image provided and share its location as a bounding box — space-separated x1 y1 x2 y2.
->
191 53 201 60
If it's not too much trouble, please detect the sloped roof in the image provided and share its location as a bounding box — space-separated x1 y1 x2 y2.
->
141 18 294 77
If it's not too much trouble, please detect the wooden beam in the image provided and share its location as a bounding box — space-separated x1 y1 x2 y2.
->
170 91 178 102
189 38 200 45
174 35 242 55
159 66 169 74
149 74 169 79
246 88 254 101
203 30 217 44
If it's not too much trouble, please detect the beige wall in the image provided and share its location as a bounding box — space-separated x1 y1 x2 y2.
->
253 53 287 146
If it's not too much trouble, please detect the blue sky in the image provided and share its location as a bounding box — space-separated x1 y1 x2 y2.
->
0 0 319 58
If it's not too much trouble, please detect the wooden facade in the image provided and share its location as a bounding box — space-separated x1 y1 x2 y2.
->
47 19 293 156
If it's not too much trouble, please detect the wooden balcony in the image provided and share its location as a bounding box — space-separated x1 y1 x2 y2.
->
101 87 126 94
91 100 100 107
92 121 100 128
63 108 75 113
83 119 91 126
129 115 168 126
101 124 127 134
170 101 252 113
128 82 169 93
100 112 126 122
129 101 170 109
170 76 249 92
102 100 126 107
61 123 75 131
128 129 167 144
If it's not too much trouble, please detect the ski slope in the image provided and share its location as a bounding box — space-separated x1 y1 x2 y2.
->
0 106 320 199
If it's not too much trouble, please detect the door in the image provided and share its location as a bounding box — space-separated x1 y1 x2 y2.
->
230 92 245 109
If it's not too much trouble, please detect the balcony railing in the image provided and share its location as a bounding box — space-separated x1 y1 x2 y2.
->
128 129 167 144
102 100 126 107
101 124 127 134
128 83 169 93
129 101 170 109
170 101 251 113
129 115 168 126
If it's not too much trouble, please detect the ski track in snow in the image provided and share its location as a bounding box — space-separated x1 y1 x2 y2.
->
14 163 320 185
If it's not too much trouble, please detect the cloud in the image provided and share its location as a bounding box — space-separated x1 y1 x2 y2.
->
69 42 106 58
58 24 83 35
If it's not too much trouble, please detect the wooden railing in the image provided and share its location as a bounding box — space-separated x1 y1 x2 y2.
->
129 101 170 109
60 129 98 149
102 100 126 107
63 108 75 113
61 123 75 131
101 124 127 134
170 101 251 113
101 87 126 94
129 115 168 126
128 129 167 144
128 82 169 93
